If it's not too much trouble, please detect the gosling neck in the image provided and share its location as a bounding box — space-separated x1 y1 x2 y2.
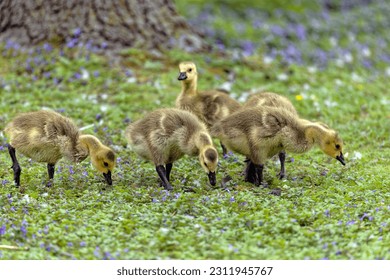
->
79 134 103 154
181 76 198 95
194 131 213 153
304 122 329 146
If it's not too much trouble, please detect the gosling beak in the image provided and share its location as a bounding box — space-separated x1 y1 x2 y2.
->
178 72 187 80
336 153 346 166
208 171 216 186
103 171 112 185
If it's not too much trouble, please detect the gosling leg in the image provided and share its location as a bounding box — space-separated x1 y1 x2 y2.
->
244 159 257 184
278 151 286 179
221 141 228 157
166 163 173 182
47 163 55 187
253 163 264 187
7 144 21 187
156 165 173 191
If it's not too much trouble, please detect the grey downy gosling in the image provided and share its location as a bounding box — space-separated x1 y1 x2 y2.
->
176 61 241 156
125 108 218 190
243 91 299 183
211 106 345 186
4 110 116 186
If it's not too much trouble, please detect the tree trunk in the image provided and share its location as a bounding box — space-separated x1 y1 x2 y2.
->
0 0 208 52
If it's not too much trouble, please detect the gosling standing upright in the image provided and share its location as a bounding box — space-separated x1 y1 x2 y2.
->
125 108 218 190
4 110 116 186
176 61 241 155
211 106 345 186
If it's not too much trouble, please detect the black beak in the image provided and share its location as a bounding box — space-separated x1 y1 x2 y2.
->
336 153 346 166
103 171 112 185
208 171 216 186
178 72 187 80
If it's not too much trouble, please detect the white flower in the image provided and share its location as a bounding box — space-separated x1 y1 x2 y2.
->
344 52 353 63
23 194 30 204
324 99 338 107
351 73 363 82
329 37 338 47
126 77 137 83
81 69 89 80
362 48 371 57
307 66 317 73
385 67 390 77
277 73 288 81
352 151 362 160
263 56 273 64
335 59 344 67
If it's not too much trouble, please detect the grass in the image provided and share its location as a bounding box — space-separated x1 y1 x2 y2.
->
0 1 389 259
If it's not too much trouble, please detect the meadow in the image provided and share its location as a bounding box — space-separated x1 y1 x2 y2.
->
0 0 389 259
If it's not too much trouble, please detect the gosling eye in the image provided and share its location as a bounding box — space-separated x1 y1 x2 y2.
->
103 162 109 167
188 68 192 73
335 144 340 150
204 162 208 168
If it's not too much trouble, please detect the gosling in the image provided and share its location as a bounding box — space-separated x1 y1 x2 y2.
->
125 108 218 190
176 61 241 155
4 110 116 186
243 91 298 182
211 106 345 186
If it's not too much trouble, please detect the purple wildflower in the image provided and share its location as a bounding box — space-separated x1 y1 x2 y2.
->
69 166 75 175
125 69 133 77
123 117 131 124
43 43 53 52
0 225 6 235
230 197 235 202
94 247 101 258
80 241 86 247
93 71 100 77
321 170 328 176
104 252 115 260
241 40 255 56
252 19 262 29
73 28 82 37
295 24 306 40
20 225 27 237
67 242 73 247
66 38 78 48
346 220 356 226
325 210 330 217
270 25 285 37
74 72 82 79
43 72 51 79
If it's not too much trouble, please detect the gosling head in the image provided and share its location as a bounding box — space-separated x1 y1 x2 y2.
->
90 148 116 185
199 146 218 186
319 131 345 165
178 61 197 81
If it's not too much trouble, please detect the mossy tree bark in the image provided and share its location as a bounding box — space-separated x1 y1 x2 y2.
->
0 0 208 52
